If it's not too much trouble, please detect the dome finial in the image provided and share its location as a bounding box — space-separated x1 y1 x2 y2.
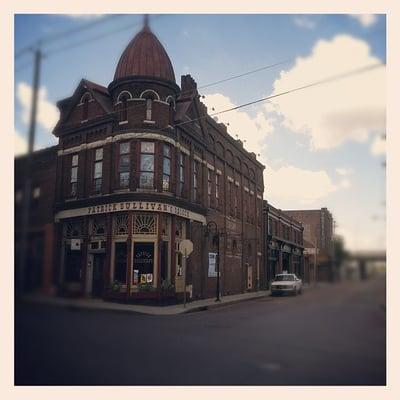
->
143 14 149 30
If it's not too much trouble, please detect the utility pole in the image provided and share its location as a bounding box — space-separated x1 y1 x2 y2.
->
17 46 42 297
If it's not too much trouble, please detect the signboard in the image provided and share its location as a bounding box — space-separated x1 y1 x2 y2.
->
55 201 206 224
178 239 193 257
71 239 81 251
208 252 218 277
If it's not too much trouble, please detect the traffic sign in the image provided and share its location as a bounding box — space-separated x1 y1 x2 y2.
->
179 239 193 257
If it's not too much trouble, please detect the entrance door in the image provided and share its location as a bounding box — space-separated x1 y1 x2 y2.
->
133 242 155 286
92 254 105 297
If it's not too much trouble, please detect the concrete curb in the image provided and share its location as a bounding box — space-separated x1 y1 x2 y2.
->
22 290 271 316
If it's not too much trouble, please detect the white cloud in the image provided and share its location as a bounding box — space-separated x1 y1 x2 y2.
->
349 14 378 28
202 93 274 157
14 129 27 156
336 167 354 176
293 16 316 30
17 82 59 132
268 35 385 150
265 165 344 207
370 135 386 156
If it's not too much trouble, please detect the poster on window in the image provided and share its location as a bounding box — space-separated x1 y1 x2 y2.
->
140 274 147 284
146 273 153 283
133 270 139 285
208 252 218 277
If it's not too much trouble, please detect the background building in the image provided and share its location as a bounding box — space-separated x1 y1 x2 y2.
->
284 208 334 282
263 201 304 287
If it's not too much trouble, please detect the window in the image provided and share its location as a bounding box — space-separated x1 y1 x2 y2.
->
166 96 175 125
70 154 79 196
32 186 41 199
82 96 89 121
118 142 130 188
93 148 103 193
268 218 272 235
163 144 171 191
215 174 220 206
193 160 199 201
140 142 155 189
207 169 212 207
141 90 159 122
120 94 128 122
234 185 238 217
179 153 185 197
228 181 234 216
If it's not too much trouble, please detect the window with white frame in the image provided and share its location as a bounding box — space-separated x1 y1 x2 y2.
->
193 160 199 201
93 148 103 193
179 152 185 197
140 141 155 188
207 169 212 207
118 142 130 188
70 154 79 196
163 144 171 191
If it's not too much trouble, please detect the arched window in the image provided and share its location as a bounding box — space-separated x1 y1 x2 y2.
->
116 91 132 123
140 90 159 122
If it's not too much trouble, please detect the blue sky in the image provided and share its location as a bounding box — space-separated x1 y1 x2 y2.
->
14 14 386 251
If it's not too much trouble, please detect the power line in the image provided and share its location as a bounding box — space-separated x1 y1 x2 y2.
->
45 14 165 57
179 62 384 127
105 62 384 129
15 14 125 60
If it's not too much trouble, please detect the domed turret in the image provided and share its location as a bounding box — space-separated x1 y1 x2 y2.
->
114 19 175 83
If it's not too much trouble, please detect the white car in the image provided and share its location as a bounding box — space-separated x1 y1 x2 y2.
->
271 273 303 296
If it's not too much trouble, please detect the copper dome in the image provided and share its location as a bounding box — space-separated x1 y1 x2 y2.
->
114 24 175 83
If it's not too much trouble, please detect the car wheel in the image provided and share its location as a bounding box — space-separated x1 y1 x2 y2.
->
293 287 297 296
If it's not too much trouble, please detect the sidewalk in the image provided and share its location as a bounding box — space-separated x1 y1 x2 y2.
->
23 290 271 316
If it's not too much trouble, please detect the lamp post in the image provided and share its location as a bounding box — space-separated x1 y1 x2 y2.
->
205 221 220 302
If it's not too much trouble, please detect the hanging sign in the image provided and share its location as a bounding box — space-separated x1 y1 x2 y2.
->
208 252 218 277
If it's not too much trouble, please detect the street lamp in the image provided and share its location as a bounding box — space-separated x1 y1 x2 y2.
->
205 220 221 301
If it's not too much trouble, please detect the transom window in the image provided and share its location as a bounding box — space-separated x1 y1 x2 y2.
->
133 214 157 235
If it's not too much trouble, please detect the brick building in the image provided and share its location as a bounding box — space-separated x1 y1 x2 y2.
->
284 208 334 282
263 201 305 286
19 20 266 300
15 146 57 293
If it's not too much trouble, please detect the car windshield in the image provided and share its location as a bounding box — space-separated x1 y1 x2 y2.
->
274 275 294 281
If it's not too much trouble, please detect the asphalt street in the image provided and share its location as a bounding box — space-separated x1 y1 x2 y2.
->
15 275 386 385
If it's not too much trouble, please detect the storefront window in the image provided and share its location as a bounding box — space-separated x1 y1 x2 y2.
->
140 142 155 188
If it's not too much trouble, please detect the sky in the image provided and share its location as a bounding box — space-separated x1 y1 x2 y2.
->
14 13 386 252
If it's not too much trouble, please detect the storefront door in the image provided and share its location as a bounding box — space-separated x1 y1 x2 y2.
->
133 242 155 286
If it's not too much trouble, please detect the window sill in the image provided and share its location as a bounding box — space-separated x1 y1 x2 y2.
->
119 120 128 125
136 188 157 193
143 120 156 125
114 188 130 193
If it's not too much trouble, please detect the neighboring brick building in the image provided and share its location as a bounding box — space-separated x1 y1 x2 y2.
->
263 201 305 286
15 146 57 293
284 208 334 281
41 20 265 300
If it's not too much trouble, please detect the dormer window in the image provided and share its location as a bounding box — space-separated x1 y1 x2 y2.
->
79 92 92 122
